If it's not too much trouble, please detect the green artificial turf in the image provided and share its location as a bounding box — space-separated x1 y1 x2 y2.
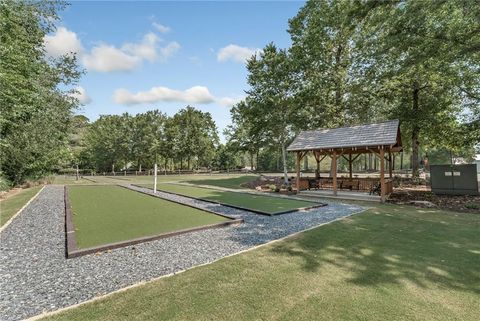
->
143 183 319 214
43 204 480 321
0 186 42 226
68 186 229 249
183 175 257 189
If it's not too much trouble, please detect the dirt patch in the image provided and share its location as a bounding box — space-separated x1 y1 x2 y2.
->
0 188 23 201
388 190 480 214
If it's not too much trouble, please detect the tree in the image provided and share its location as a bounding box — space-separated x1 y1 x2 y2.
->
0 0 82 184
83 114 130 173
241 43 298 184
130 110 167 171
172 106 219 169
288 0 378 128
360 0 480 177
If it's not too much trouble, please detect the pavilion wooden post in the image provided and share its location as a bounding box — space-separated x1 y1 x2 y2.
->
348 154 353 179
388 151 393 178
332 150 338 196
296 152 301 193
380 148 386 202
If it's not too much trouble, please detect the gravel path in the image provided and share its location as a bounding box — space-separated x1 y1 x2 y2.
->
0 185 364 321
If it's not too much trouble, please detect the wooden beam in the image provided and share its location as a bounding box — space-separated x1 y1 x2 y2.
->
351 154 362 162
388 151 393 178
349 154 353 179
380 148 386 202
332 150 338 196
296 152 301 193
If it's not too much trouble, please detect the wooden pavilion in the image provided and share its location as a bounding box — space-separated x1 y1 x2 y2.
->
287 120 402 202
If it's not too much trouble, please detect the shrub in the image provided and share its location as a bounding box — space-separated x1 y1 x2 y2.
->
0 174 12 192
465 202 480 210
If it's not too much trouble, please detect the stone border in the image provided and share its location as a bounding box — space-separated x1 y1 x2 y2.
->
0 186 45 233
132 184 327 216
64 185 243 259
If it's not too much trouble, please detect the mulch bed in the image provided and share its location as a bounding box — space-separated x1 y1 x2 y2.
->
388 190 480 214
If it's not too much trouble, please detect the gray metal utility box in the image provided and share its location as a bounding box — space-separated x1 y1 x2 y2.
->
430 164 479 195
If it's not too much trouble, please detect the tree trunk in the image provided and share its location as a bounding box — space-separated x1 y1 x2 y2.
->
281 143 289 185
400 151 404 170
303 155 308 171
411 81 421 178
334 44 344 122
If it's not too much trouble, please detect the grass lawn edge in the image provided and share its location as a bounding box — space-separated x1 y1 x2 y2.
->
65 185 243 258
0 185 45 232
32 206 367 321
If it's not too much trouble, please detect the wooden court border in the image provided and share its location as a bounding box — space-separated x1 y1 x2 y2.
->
64 185 243 259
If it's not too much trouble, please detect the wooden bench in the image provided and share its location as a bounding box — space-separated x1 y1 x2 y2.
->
340 180 360 191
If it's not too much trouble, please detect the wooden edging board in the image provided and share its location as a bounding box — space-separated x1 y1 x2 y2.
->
64 185 243 259
131 183 327 216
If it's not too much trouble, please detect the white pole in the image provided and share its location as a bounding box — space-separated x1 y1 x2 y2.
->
154 163 158 193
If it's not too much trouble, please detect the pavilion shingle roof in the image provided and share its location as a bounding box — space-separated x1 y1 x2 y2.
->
287 120 400 151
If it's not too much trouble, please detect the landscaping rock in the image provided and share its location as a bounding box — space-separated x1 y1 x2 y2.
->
0 185 364 321
410 200 437 208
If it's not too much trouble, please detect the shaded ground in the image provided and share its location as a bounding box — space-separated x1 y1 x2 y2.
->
389 190 480 213
42 203 480 321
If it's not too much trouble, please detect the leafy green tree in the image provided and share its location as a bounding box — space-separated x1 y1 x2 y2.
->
130 110 167 171
360 0 480 176
172 106 219 169
242 43 297 184
83 114 130 173
0 0 82 184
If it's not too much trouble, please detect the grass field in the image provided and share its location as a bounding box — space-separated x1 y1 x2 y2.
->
141 183 319 215
0 186 42 226
42 204 480 321
54 174 258 187
68 186 229 249
183 175 256 189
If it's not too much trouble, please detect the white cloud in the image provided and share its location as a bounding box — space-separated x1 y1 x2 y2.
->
44 27 83 57
114 86 216 105
159 41 181 61
217 97 243 107
121 32 160 62
217 44 261 63
152 22 171 34
82 45 140 72
44 27 180 72
83 34 179 72
71 86 92 104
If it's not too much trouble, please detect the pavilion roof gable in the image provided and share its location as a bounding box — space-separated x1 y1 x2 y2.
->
287 120 401 152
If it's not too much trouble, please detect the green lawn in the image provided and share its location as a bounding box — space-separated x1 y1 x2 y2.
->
183 175 257 189
68 186 229 249
0 186 42 226
42 204 480 321
142 183 319 215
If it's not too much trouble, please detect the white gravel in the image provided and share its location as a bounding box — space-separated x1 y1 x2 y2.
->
0 185 364 321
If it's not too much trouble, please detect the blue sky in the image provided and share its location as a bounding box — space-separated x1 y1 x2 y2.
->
46 1 305 139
